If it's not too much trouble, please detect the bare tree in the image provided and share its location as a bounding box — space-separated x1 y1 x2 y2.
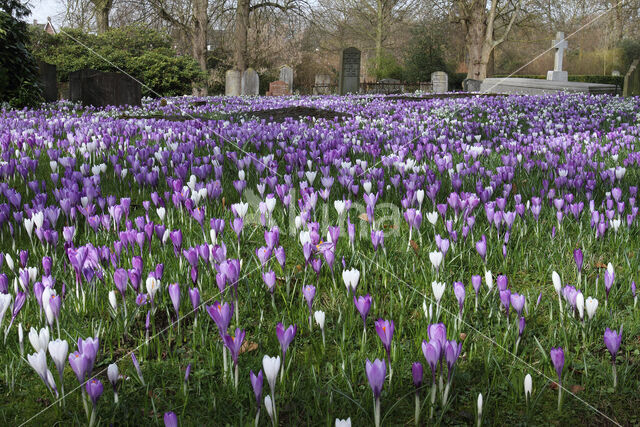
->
89 0 113 33
233 0 306 71
450 0 522 80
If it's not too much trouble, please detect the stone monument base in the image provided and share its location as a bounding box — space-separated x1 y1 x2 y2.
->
480 78 617 95
546 71 568 82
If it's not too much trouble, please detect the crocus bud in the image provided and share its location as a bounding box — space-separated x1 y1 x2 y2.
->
108 290 117 312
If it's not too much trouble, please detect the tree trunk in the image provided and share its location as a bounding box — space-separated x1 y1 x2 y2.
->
234 0 250 72
192 0 208 95
92 0 113 34
464 2 493 80
375 0 383 77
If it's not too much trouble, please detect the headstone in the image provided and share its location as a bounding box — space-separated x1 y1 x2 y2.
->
339 47 361 95
623 59 640 96
266 80 291 96
547 32 568 82
612 70 621 77
37 61 57 102
431 71 448 93
241 68 259 96
279 65 294 93
225 69 241 96
314 74 332 95
463 78 483 92
69 69 141 107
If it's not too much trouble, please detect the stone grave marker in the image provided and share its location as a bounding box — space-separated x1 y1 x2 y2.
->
38 61 57 102
547 32 568 82
241 68 259 96
431 71 448 93
266 80 291 96
69 69 141 107
279 65 294 92
314 74 332 95
225 69 241 96
463 78 483 92
339 47 361 95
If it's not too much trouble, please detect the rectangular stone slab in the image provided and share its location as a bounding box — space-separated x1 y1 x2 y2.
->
480 78 617 95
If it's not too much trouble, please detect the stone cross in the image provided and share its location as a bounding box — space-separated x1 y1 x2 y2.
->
547 32 568 82
551 32 568 72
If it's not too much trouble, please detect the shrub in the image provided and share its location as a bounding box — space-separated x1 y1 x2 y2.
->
29 25 205 97
0 2 43 107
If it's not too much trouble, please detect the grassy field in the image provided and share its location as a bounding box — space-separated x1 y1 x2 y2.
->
1 94 639 426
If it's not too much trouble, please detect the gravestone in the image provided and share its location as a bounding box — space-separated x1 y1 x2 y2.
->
463 78 483 92
547 32 568 82
266 80 291 96
314 74 332 95
241 68 259 96
279 65 294 93
431 71 448 93
225 69 241 96
69 69 141 107
339 47 361 95
37 61 58 102
623 59 640 96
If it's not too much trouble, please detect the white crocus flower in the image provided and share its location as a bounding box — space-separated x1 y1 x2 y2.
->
342 268 360 295
585 297 598 320
28 327 50 353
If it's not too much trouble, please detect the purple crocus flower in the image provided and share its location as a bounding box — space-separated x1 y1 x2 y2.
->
475 235 487 262
422 340 439 384
518 316 525 337
472 275 481 298
453 282 465 314
164 412 178 427
189 287 200 311
354 294 372 326
69 351 89 382
206 301 233 338
276 322 297 360
250 369 263 408
262 270 276 294
412 362 423 388
573 248 583 273
365 358 386 400
168 283 180 316
510 293 525 316
499 289 511 315
375 319 394 361
85 378 103 405
302 284 316 314
550 347 564 383
223 328 246 367
113 268 128 297
444 340 462 380
604 327 622 361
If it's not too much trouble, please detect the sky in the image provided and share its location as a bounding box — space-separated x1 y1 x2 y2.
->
28 0 65 26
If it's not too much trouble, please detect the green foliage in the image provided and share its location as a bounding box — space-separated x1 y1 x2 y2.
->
0 3 43 108
29 25 205 97
619 39 640 74
369 51 404 81
404 26 449 83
